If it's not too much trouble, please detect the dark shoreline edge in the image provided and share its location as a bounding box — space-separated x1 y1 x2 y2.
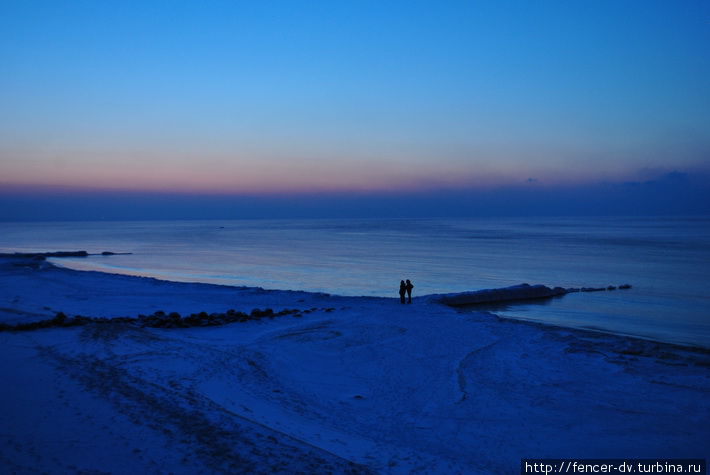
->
2 252 709 355
493 312 710 360
0 251 133 259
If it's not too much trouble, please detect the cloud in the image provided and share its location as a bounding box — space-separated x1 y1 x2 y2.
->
1 169 709 221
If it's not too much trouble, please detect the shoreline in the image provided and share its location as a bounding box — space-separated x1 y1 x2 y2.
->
4 252 707 353
2 215 708 350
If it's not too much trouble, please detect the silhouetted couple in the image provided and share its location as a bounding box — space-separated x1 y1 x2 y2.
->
399 279 414 304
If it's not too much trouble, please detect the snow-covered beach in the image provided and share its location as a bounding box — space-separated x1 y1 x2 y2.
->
1 255 709 474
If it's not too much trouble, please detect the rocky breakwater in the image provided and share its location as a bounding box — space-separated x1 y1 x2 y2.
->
0 251 132 260
0 306 338 332
437 283 567 307
437 282 632 307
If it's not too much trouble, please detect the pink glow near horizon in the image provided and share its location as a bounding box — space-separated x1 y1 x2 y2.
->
0 149 658 195
0 168 603 195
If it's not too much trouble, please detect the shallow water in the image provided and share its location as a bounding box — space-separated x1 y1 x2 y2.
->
1 216 709 348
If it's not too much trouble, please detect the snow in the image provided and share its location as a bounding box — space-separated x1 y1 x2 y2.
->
1 256 709 474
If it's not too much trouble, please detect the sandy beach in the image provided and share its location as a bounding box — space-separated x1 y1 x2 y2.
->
1 255 709 474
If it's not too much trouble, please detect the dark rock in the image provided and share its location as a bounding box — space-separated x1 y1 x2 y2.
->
53 312 67 324
619 284 632 290
250 308 274 318
607 286 617 291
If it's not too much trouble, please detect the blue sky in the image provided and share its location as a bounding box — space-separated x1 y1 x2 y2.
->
1 0 709 218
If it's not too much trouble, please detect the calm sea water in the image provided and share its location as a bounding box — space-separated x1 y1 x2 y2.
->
1 217 709 348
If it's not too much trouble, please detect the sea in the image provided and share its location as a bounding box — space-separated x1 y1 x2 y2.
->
1 216 709 349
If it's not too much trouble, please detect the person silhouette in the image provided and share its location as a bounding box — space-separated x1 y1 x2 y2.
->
406 279 414 303
399 280 406 304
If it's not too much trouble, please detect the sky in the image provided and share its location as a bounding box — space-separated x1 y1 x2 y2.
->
1 0 709 219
